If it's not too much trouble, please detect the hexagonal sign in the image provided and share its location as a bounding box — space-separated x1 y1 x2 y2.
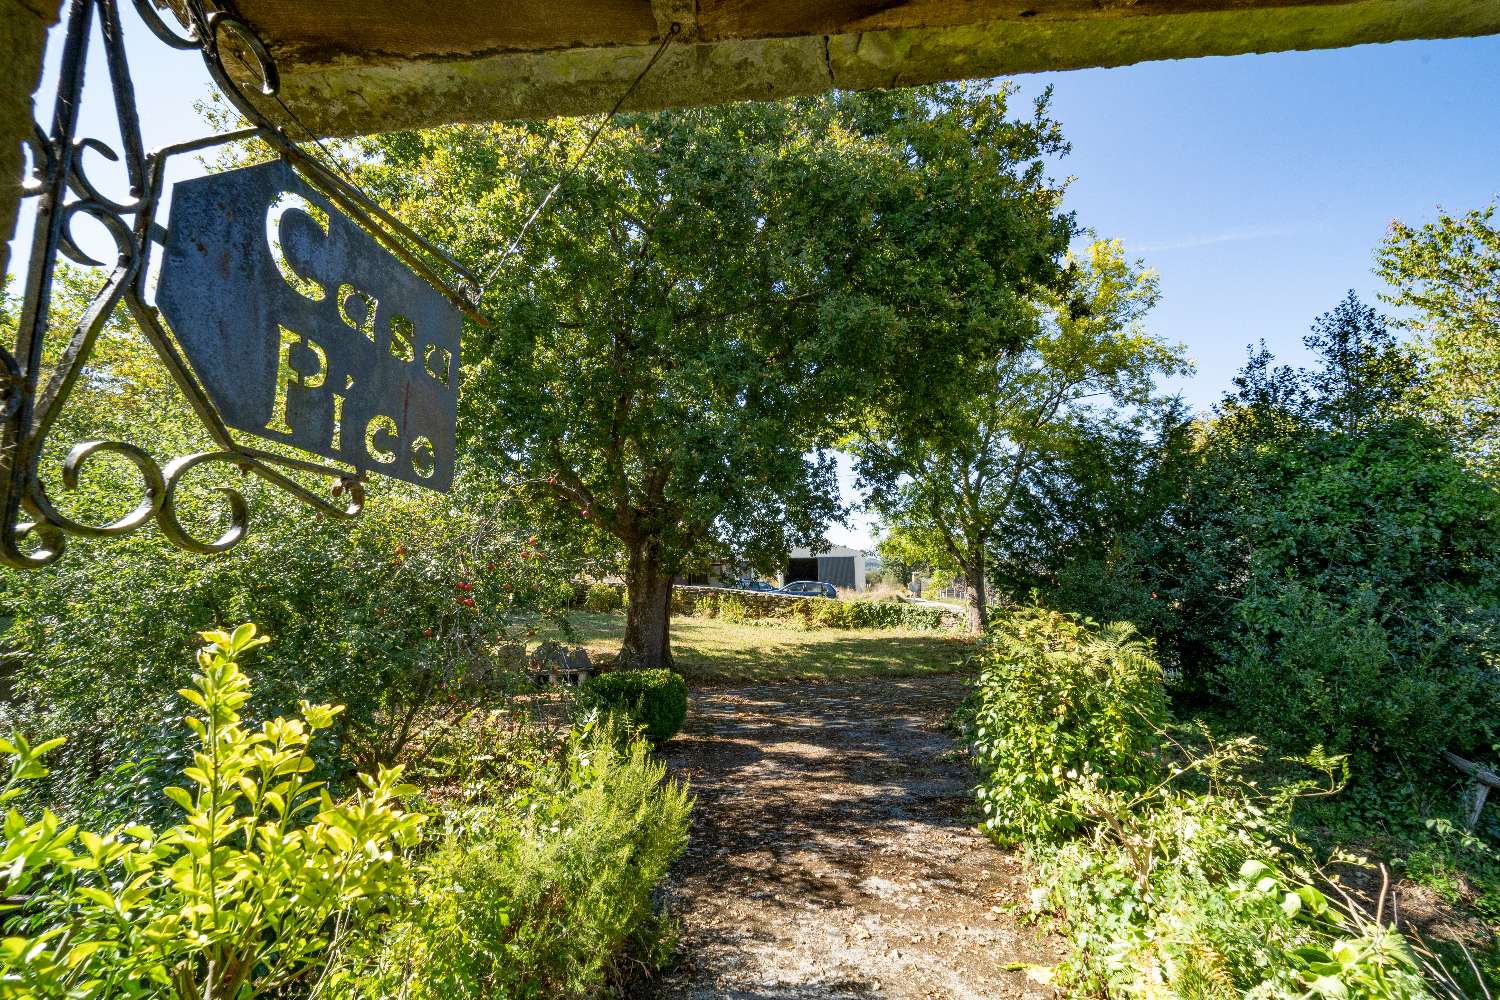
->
157 158 459 491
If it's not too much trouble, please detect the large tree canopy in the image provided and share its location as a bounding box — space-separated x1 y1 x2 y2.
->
854 239 1188 633
365 84 1075 666
1377 203 1500 474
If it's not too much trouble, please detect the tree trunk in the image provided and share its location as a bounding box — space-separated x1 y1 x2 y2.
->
964 553 988 635
621 536 674 669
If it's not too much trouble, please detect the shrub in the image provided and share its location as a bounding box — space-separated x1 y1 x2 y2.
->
0 625 425 999
971 606 1166 844
583 582 625 612
1219 583 1500 771
694 593 957 630
1028 739 1447 999
802 598 953 631
693 591 751 623
1203 421 1500 774
0 479 577 826
326 718 692 1000
576 669 688 742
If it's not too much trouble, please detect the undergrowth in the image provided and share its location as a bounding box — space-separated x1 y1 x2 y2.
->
324 715 692 1000
964 607 1492 998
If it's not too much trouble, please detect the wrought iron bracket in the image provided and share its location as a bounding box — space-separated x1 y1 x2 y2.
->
0 0 481 569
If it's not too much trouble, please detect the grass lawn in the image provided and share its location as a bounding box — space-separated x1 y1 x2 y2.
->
548 611 978 685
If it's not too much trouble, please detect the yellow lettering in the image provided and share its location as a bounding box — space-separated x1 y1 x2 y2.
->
330 375 354 451
423 343 452 386
388 314 415 363
330 396 345 450
365 414 398 465
337 283 378 343
266 194 328 301
410 436 436 479
267 325 327 436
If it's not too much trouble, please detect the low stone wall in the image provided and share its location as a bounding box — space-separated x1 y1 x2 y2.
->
670 585 795 616
574 582 964 630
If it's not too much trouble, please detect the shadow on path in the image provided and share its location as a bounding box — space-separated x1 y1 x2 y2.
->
653 678 1060 1000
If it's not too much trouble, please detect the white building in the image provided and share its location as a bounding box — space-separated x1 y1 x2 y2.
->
781 544 866 592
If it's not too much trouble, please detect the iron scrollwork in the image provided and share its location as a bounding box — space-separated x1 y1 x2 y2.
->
1 0 482 569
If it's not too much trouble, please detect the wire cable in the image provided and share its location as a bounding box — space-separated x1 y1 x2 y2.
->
479 22 680 288
213 15 681 300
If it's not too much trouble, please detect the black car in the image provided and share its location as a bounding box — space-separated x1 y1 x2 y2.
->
732 578 777 593
775 580 837 599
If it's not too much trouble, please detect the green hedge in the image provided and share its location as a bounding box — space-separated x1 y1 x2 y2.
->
688 590 956 631
576 669 688 742
795 598 952 630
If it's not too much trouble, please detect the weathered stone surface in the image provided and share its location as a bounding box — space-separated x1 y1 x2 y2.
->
207 0 1500 136
529 639 595 684
261 36 836 138
0 0 59 279
8 0 1500 284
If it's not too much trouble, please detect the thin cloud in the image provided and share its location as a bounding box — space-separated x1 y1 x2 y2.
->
1134 224 1301 253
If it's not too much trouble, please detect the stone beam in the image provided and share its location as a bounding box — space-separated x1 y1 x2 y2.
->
1 0 60 279
209 0 1500 137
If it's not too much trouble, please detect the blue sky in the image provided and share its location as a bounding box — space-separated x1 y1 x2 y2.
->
1016 36 1500 415
834 34 1500 550
12 9 1500 549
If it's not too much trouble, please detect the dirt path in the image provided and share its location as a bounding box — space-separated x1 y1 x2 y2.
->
655 677 1060 1000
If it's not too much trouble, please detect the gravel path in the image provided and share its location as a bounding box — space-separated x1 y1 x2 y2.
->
654 677 1060 1000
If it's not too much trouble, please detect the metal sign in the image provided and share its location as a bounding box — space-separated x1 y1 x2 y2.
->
157 159 460 492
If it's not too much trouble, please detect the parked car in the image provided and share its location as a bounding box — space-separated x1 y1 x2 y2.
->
775 580 837 599
732 578 777 592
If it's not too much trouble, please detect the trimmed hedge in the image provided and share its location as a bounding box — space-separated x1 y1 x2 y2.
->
688 588 959 630
572 582 963 630
795 598 952 631
577 669 688 742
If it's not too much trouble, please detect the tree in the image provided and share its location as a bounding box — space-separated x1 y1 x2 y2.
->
1220 291 1420 437
1377 203 1500 472
1110 294 1500 772
855 240 1188 633
364 85 1075 667
875 527 927 591
1178 404 1500 771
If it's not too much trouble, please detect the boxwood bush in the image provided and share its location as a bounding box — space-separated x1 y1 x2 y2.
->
576 669 688 742
582 582 625 613
971 606 1166 844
